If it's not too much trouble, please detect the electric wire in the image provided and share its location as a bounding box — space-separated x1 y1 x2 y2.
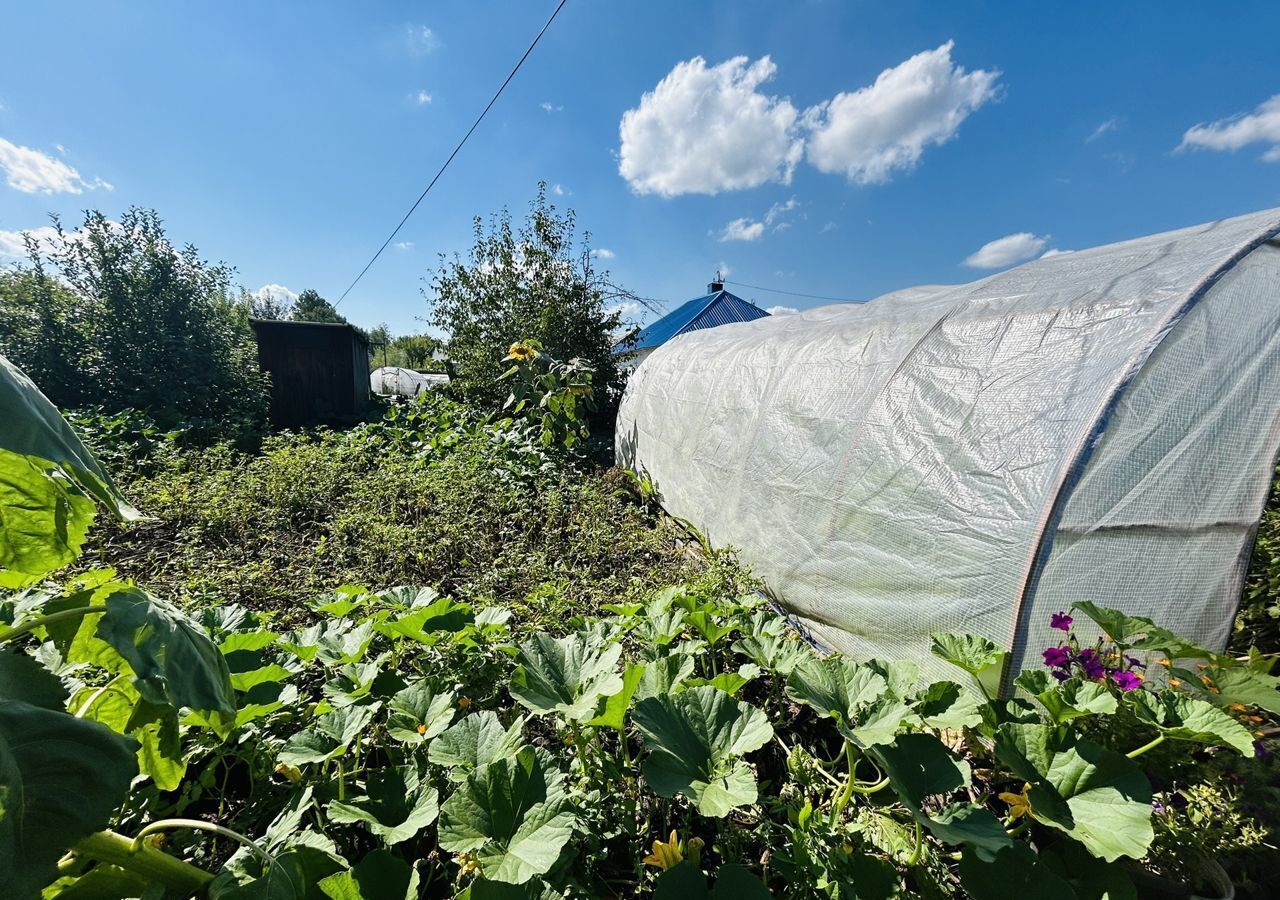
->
335 0 570 307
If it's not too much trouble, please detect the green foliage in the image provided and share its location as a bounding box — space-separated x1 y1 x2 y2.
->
633 685 774 817
509 631 623 721
438 747 577 884
0 208 269 430
424 183 623 409
87 406 698 617
290 288 347 325
499 341 597 449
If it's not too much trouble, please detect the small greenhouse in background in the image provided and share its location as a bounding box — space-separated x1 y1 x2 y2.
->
617 207 1280 691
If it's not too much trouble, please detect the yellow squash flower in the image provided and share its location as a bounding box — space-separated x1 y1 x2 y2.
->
999 783 1033 821
644 831 684 871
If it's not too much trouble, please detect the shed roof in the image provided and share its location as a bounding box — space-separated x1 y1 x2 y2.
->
616 289 769 353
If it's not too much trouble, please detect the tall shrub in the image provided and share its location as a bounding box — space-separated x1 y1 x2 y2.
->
0 207 268 429
424 183 622 410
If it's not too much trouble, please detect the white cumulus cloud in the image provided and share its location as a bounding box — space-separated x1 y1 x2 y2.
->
0 224 58 257
415 90 433 105
254 283 299 305
0 138 111 194
717 217 766 242
395 241 414 250
592 248 616 259
804 41 1000 184
540 101 563 113
766 305 799 315
619 56 803 197
964 232 1048 269
1179 93 1280 162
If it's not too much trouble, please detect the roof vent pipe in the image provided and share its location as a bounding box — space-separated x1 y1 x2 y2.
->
708 269 724 293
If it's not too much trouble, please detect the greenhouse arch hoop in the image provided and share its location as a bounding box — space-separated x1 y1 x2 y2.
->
617 208 1280 692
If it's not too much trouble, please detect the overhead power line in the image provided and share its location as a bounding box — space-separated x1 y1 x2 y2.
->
724 279 864 304
335 0 570 308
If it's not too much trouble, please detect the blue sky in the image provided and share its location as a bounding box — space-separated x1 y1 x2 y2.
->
2 1 1279 335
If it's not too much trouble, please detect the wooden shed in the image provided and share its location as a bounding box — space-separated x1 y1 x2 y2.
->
250 319 371 427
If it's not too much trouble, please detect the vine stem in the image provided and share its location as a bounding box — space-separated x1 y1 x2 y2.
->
0 605 104 644
72 830 213 897
903 821 925 867
1126 733 1166 758
133 818 278 868
831 743 889 823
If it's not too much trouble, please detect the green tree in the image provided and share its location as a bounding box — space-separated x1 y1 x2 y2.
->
424 184 622 408
291 288 347 324
0 207 268 429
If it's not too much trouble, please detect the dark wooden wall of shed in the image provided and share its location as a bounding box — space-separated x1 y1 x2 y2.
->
251 321 370 428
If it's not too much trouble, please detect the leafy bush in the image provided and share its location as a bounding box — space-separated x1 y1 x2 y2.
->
425 184 623 411
499 340 597 449
0 207 269 432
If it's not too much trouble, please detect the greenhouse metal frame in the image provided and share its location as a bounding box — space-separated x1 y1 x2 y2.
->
617 208 1280 691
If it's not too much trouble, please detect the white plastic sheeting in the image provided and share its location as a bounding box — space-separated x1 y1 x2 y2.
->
617 208 1280 689
371 367 450 398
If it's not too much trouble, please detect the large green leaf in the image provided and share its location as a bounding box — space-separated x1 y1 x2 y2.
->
1071 602 1210 659
634 654 696 701
0 648 68 709
317 849 419 900
0 355 137 520
633 685 774 817
279 704 378 766
958 843 1074 900
375 597 474 645
930 633 1005 692
870 733 1011 861
587 662 644 731
509 632 623 722
438 746 577 884
0 699 139 897
78 586 235 714
732 632 810 676
1128 691 1255 755
327 768 439 845
429 712 528 782
786 656 914 747
69 674 186 790
1033 678 1119 725
0 357 139 582
387 681 456 744
1199 666 1280 714
0 450 97 581
995 723 1153 861
913 681 984 731
786 655 887 721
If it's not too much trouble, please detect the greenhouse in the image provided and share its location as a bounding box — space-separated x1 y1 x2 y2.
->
618 207 1280 690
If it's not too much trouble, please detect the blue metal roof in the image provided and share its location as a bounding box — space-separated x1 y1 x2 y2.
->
615 289 769 354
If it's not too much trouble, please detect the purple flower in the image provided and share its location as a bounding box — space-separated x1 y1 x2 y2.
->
1125 655 1146 669
1078 648 1106 680
1042 645 1072 669
1050 669 1070 682
1112 671 1143 692
1152 799 1166 814
1050 611 1073 632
